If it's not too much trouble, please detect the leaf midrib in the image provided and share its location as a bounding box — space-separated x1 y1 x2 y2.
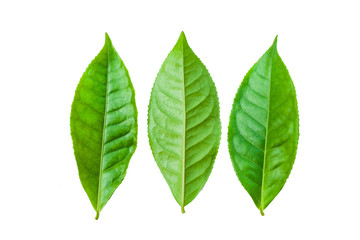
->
96 45 110 219
180 37 186 214
260 46 276 215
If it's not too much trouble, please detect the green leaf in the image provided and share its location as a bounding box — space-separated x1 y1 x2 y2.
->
228 36 299 215
70 33 137 219
148 32 221 213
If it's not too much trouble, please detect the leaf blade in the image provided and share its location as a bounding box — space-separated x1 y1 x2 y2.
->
228 36 299 215
148 32 221 212
70 33 137 219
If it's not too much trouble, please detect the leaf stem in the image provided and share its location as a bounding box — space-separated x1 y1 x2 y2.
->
95 211 100 220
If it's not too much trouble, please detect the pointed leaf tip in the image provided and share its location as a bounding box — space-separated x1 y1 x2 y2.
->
178 31 188 44
105 32 112 46
272 35 278 49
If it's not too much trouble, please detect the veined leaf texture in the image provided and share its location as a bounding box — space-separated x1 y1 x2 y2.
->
148 32 221 213
228 36 299 215
70 33 300 218
70 33 137 219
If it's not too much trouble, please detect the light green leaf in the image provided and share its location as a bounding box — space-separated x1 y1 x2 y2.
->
70 33 137 219
228 36 299 215
148 32 221 213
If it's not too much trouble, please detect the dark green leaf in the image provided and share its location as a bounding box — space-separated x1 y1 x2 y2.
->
228 36 299 215
70 33 137 219
148 32 221 213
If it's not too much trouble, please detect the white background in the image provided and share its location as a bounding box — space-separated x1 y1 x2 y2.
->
1 0 359 239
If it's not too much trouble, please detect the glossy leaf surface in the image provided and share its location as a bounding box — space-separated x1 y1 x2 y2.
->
70 34 137 219
148 32 221 213
228 37 299 215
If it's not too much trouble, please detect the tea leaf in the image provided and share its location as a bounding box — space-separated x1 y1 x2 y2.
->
228 36 299 215
70 33 137 219
148 32 221 213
